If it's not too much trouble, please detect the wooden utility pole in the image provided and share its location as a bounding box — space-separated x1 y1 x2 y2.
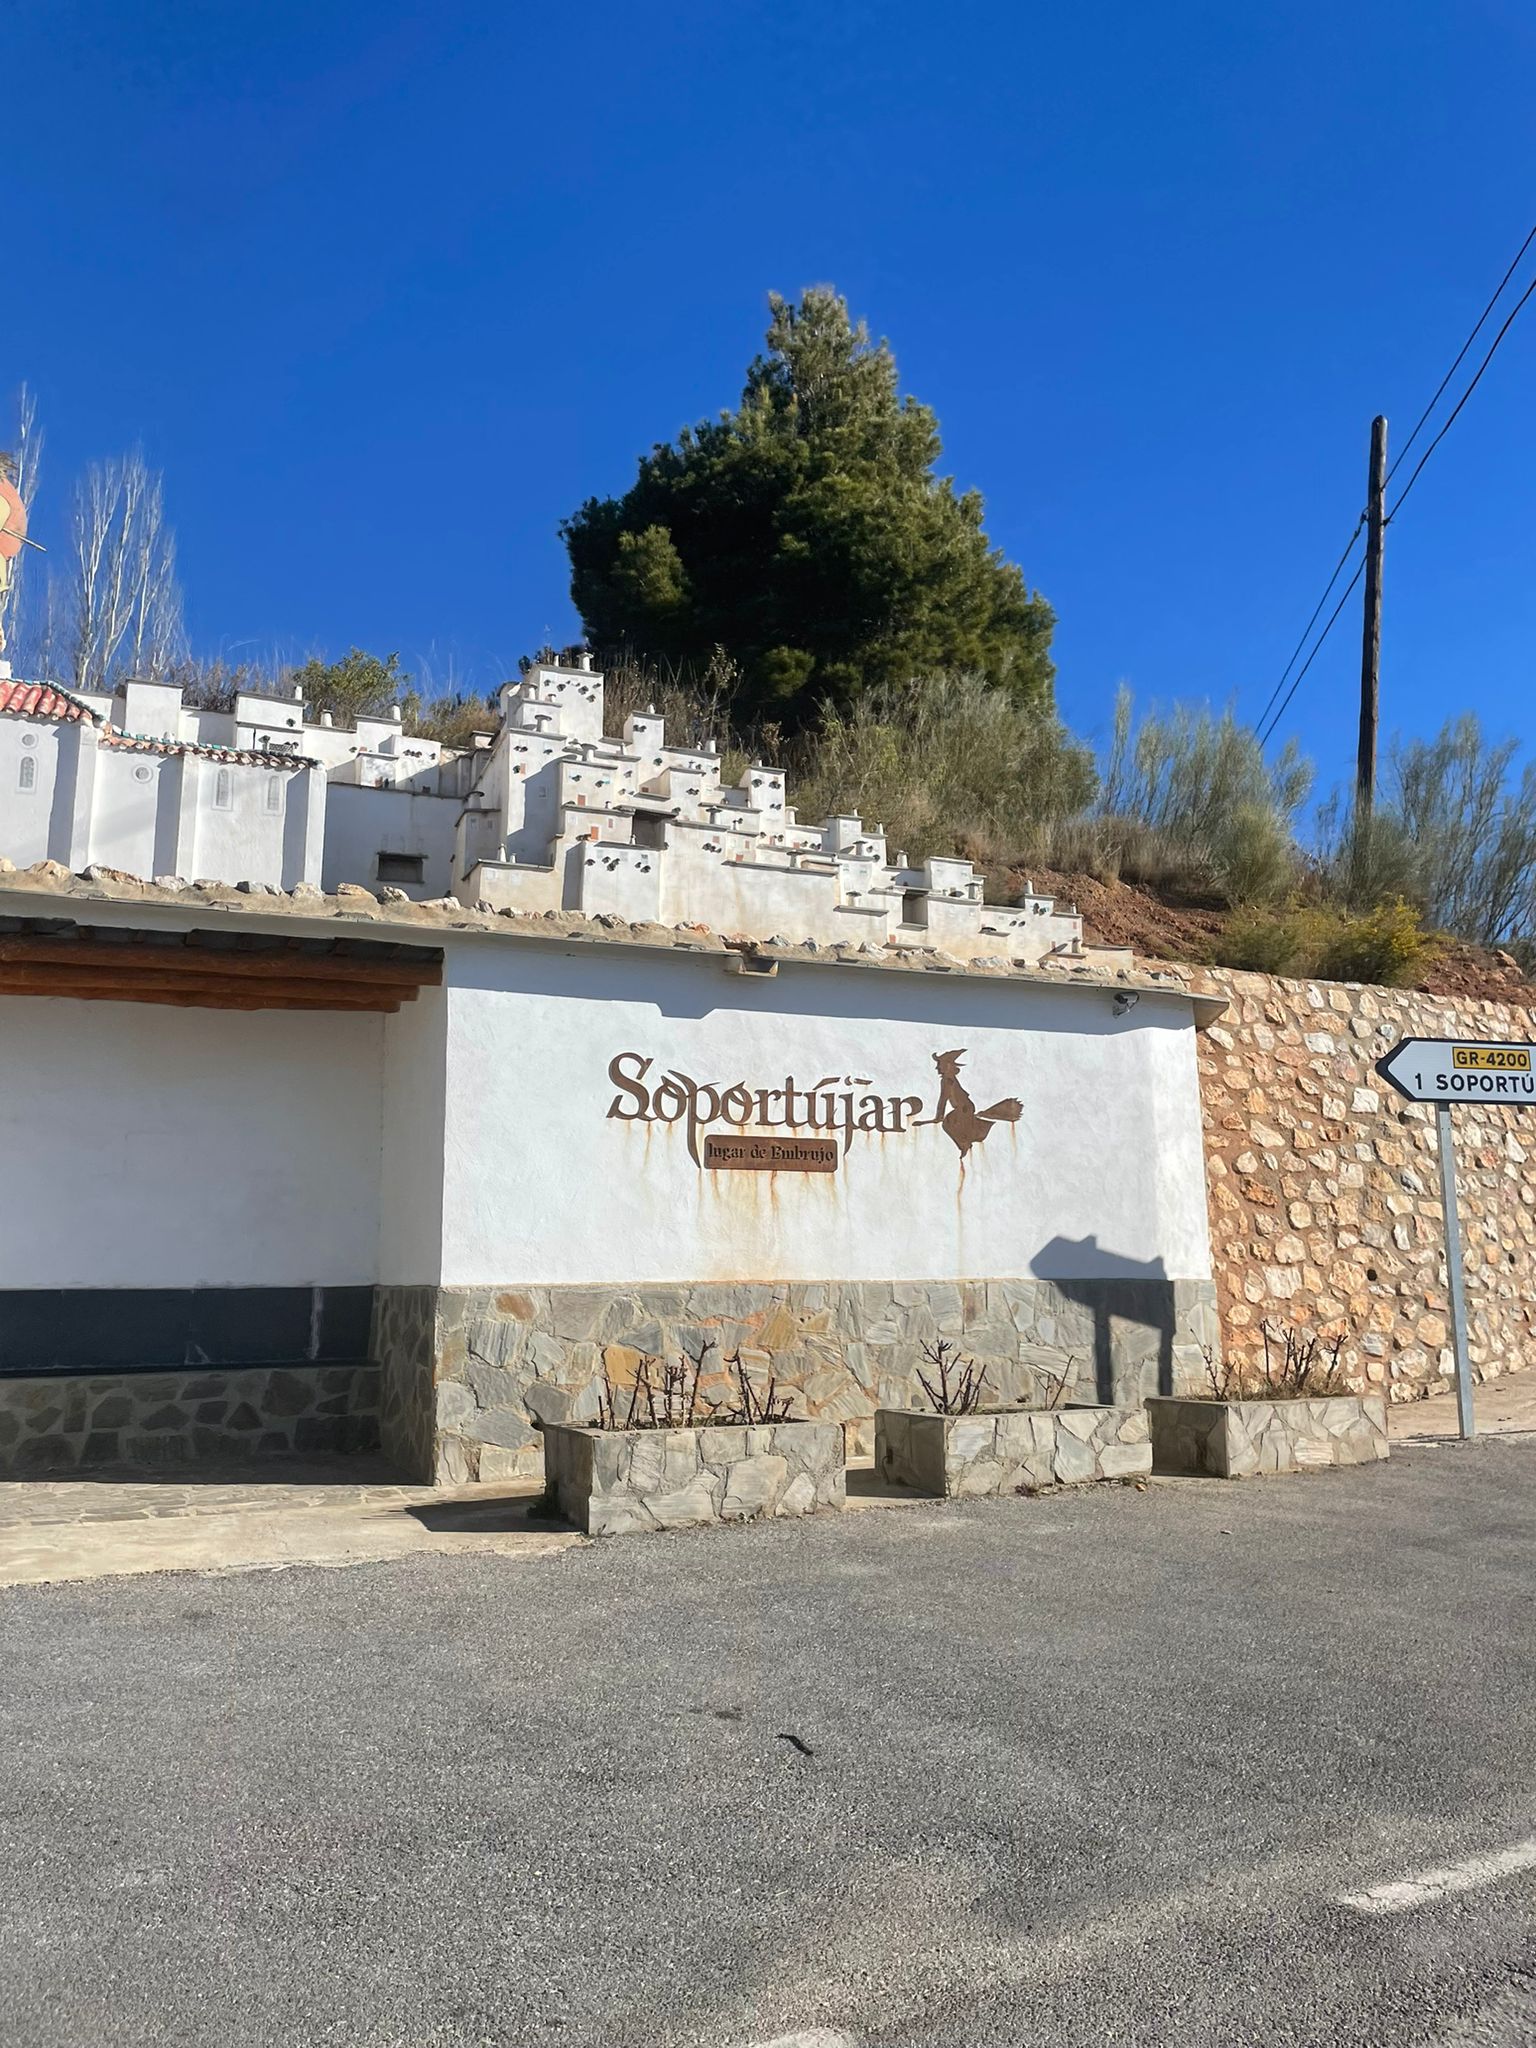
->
1356 414 1389 818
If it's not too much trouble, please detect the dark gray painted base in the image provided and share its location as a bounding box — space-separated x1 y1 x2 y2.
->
0 1286 373 1375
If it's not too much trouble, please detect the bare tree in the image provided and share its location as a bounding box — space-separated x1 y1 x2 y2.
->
0 383 43 660
68 451 185 691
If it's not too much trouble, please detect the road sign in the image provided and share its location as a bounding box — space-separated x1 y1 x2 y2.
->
1374 1035 1536 1442
1376 1036 1536 1104
1384 1040 1536 1105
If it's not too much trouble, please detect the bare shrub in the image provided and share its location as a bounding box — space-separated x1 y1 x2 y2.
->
1258 1322 1349 1397
1031 1355 1078 1411
915 1339 991 1415
594 1336 794 1429
1202 1326 1349 1401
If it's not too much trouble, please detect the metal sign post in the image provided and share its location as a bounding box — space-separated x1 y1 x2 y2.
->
1377 1036 1536 1442
1433 1103 1475 1440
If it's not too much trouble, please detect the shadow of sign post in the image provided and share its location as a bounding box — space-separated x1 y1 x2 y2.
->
1030 1237 1175 1404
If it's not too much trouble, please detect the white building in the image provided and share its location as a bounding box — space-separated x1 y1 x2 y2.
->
0 654 1108 966
0 871 1221 1480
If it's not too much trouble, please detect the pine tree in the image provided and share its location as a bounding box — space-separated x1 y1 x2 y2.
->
562 290 1056 731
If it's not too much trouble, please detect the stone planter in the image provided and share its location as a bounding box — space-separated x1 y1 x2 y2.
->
1146 1394 1389 1479
875 1403 1151 1498
541 1419 846 1536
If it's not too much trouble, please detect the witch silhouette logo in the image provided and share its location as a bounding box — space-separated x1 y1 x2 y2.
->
922 1049 1024 1159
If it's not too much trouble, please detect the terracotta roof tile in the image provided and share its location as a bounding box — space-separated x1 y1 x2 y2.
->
98 729 320 769
0 680 98 724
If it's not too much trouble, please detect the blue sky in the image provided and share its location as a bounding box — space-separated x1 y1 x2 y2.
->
9 0 1536 799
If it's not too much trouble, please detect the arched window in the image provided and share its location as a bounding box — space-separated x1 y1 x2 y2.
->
17 755 35 792
213 768 232 811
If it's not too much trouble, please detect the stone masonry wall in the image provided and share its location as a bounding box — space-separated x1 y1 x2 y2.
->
372 1286 438 1483
876 1403 1152 1497
1146 1393 1390 1477
410 1277 1217 1485
0 1362 379 1475
1193 969 1536 1400
543 1419 846 1536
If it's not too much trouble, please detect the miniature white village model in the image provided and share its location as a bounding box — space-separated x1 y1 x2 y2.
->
0 651 1101 966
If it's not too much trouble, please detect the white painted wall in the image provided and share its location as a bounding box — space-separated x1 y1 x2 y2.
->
89 749 177 878
177 755 314 889
0 996 384 1288
378 983 448 1284
0 916 1214 1307
0 720 59 866
434 942 1214 1289
323 783 461 898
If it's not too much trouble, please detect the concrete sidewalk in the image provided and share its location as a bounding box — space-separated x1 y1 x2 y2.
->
0 1464 583 1587
1392 1366 1536 1442
3 1367 1533 1589
0 1456 928 1587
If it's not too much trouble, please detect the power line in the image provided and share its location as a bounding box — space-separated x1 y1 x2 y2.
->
1257 557 1365 749
1251 516 1364 736
1260 225 1536 746
1386 219 1536 485
1386 267 1536 520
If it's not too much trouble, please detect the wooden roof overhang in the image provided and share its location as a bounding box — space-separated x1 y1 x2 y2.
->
0 916 443 1013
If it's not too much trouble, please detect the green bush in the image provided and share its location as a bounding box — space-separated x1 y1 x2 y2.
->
1211 898 1433 987
1313 899 1434 986
1210 908 1313 976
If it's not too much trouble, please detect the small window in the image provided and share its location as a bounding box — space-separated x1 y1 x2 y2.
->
376 851 425 885
265 776 283 814
213 768 233 811
17 755 35 792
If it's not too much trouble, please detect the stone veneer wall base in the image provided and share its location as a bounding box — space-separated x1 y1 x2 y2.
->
0 1363 379 1476
371 1276 1219 1485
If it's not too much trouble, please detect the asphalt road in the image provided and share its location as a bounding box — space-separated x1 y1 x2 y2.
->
4 1441 1536 2047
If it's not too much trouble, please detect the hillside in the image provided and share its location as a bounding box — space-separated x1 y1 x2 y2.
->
1001 864 1536 1008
